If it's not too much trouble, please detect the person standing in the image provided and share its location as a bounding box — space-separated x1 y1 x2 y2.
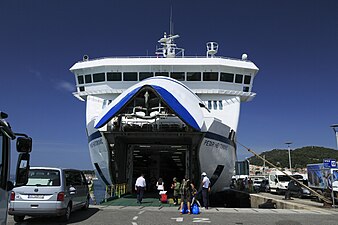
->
284 181 292 200
190 182 200 207
201 172 211 209
171 177 180 205
88 177 97 205
179 176 192 214
135 173 146 204
156 178 164 201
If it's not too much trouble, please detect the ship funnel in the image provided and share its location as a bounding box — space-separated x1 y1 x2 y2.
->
206 42 218 58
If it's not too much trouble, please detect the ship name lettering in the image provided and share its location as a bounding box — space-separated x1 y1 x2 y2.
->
204 140 227 150
90 139 103 148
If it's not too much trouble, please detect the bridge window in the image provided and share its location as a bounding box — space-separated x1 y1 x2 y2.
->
170 72 185 81
77 75 84 85
220 72 234 83
213 101 217 110
235 74 243 84
219 100 223 110
187 72 201 81
203 72 218 81
123 72 137 81
243 86 250 92
208 101 212 110
139 72 154 81
244 75 251 85
79 86 85 92
155 72 169 77
85 74 92 84
93 73 105 82
107 72 122 81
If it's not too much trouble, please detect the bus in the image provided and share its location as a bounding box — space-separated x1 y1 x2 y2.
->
0 112 32 225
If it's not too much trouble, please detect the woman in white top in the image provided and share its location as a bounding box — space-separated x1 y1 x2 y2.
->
156 178 164 200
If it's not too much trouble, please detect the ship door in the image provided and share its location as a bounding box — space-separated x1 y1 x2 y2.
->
131 144 188 194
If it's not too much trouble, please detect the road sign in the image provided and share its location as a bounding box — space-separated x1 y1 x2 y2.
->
323 159 337 168
324 159 331 168
330 159 337 168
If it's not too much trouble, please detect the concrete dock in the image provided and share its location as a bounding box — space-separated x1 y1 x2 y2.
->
251 192 337 212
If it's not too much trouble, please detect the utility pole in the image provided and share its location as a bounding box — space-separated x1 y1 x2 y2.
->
330 124 338 149
285 142 292 172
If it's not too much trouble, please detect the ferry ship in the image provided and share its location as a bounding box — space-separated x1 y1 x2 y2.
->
70 32 259 194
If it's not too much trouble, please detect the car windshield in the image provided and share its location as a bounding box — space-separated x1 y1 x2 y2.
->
26 169 60 186
292 175 303 180
278 175 291 182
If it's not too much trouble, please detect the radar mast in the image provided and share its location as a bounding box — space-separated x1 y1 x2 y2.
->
156 7 184 58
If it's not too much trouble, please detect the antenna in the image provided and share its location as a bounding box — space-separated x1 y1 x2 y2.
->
169 5 173 36
155 5 184 58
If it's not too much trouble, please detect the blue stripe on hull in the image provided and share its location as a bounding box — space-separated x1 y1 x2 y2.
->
95 87 141 128
94 84 201 131
94 163 110 186
151 85 200 131
88 131 102 142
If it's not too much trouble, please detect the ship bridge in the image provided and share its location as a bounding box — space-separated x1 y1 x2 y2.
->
70 56 259 103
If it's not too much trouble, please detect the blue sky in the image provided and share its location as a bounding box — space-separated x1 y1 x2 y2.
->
1 0 337 170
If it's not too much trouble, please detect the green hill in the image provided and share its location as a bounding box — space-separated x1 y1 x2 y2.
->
247 146 338 168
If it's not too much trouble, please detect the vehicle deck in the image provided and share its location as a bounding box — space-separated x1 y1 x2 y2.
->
100 194 179 207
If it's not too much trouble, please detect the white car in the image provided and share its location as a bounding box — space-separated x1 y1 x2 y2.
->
8 167 90 222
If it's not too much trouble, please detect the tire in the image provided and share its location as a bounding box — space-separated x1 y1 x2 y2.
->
60 204 71 222
316 190 324 203
82 196 90 210
297 191 303 199
13 215 25 222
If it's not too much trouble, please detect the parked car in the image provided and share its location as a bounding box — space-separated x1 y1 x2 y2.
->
251 176 266 192
287 180 311 198
8 167 90 222
268 170 292 194
258 179 270 192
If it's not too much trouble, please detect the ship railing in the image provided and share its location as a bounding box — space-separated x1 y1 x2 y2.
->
104 183 127 202
76 55 251 63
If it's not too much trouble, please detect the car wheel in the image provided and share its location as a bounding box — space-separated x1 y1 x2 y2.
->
82 196 90 210
13 215 25 222
60 204 71 222
297 191 303 199
316 190 323 202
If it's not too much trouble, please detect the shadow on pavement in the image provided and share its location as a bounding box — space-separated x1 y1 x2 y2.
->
12 208 100 225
